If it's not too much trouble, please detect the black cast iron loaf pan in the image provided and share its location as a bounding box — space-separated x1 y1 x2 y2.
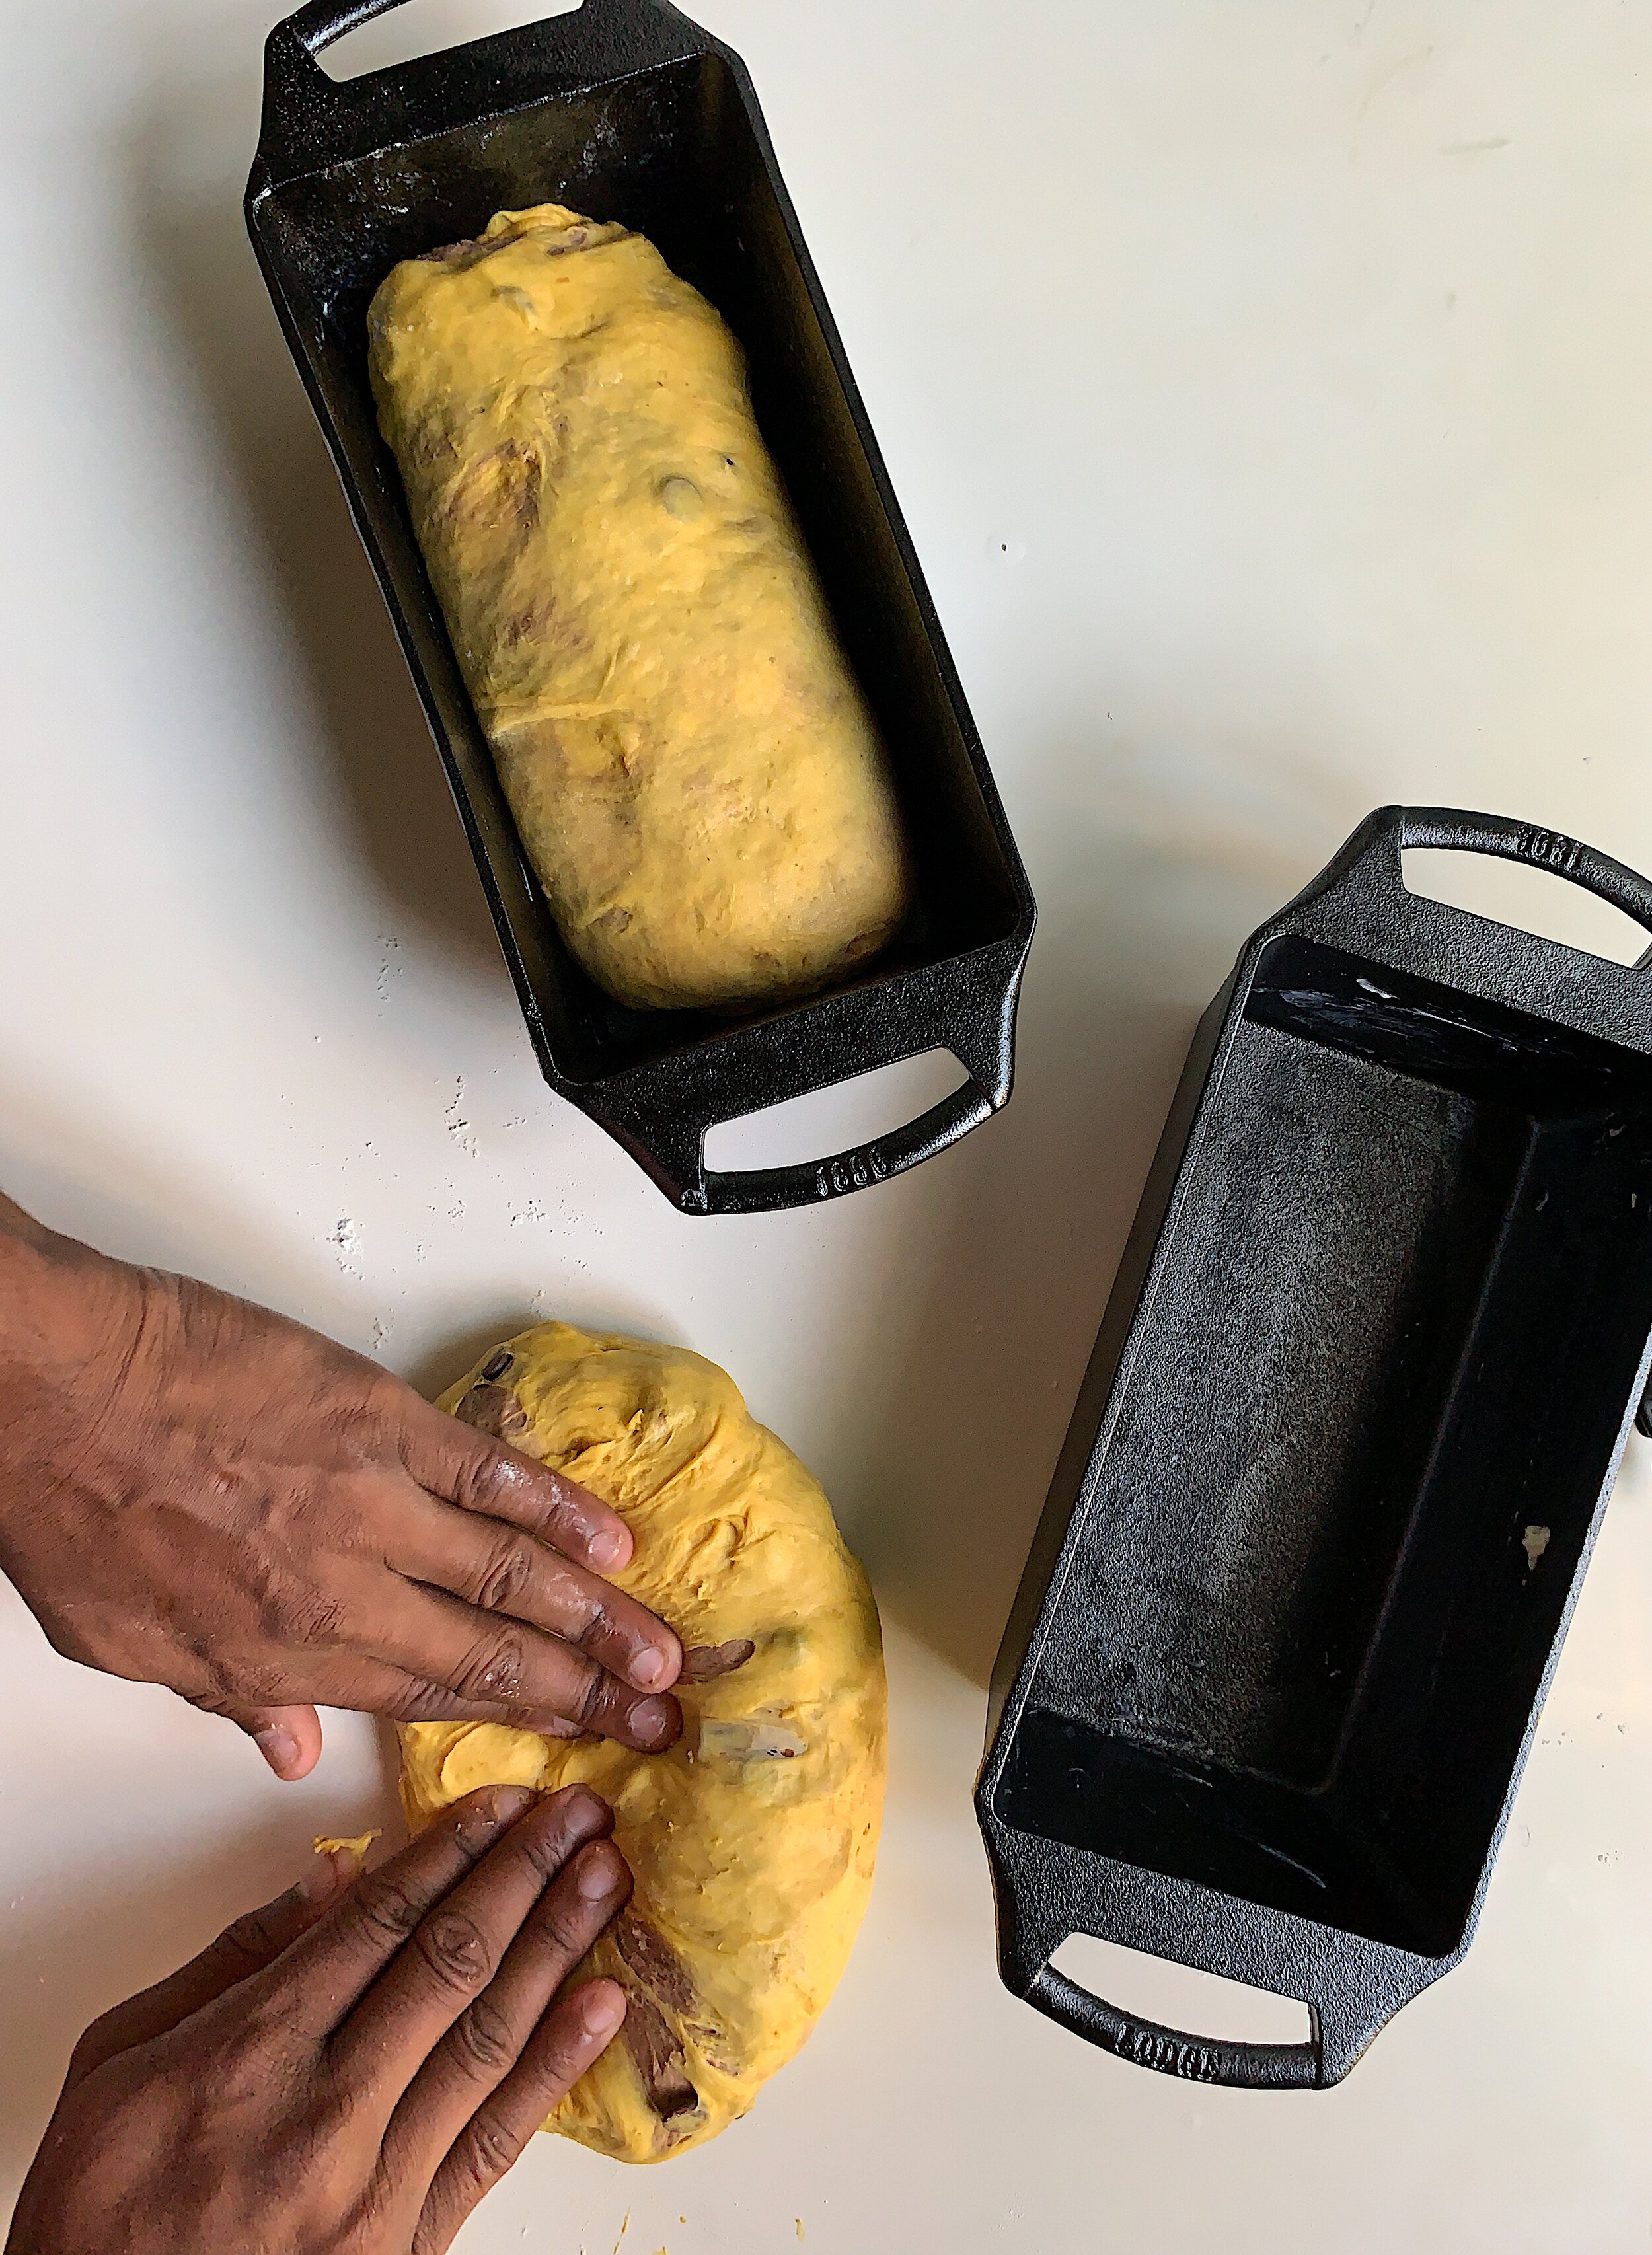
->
245 0 1034 1216
978 806 1652 2087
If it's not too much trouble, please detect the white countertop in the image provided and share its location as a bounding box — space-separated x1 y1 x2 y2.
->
3 0 1651 2246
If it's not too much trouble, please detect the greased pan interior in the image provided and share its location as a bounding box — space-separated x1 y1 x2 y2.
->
246 0 1035 1214
979 807 1652 2088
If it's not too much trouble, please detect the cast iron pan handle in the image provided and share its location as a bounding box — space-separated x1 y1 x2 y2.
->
276 0 673 61
1347 806 1652 1433
281 0 410 50
695 1075 993 1218
626 1045 999 1216
1398 806 1652 934
605 972 1015 1213
256 0 703 188
1026 1964 1322 2091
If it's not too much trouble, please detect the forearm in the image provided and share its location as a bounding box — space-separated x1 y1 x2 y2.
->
0 1187 63 1304
0 1193 149 1547
0 1187 141 1366
2 1186 122 1301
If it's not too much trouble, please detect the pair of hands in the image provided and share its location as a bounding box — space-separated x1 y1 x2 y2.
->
0 1191 674 2248
7 1785 633 2255
0 1191 685 1774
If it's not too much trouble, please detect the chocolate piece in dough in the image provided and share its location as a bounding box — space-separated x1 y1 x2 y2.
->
677 1638 757 1683
451 1381 528 1442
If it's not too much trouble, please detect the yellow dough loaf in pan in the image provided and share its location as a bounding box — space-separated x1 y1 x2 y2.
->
367 204 911 1012
400 1321 887 2164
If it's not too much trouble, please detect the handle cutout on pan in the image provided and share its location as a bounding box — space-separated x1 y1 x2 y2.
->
1402 846 1649 965
1051 1935 1312 2050
702 1048 971 1175
317 0 580 79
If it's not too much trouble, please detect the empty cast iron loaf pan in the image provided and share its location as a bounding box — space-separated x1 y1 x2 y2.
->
977 806 1652 2088
245 0 1035 1216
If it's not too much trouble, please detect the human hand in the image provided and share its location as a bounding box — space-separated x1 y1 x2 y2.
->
0 1193 681 1777
5 1784 630 2255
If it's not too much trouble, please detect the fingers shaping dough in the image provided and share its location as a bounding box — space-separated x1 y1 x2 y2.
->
400 1321 887 2164
368 205 911 1012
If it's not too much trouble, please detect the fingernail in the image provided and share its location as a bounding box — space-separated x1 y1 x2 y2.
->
485 1785 536 1822
630 1646 669 1689
580 1983 626 2036
254 1724 299 1775
588 1528 628 1572
297 1847 355 1902
576 1845 620 1900
630 1696 678 1748
557 1784 609 1830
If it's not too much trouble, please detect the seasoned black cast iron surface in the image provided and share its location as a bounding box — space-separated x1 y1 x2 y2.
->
979 807 1652 2088
246 0 1035 1214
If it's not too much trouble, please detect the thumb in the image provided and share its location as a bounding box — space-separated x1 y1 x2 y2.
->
229 1703 325 1782
63 1838 367 2089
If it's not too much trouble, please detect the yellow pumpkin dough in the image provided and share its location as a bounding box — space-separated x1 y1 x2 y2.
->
399 1322 887 2164
311 1831 381 1861
367 204 911 1013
